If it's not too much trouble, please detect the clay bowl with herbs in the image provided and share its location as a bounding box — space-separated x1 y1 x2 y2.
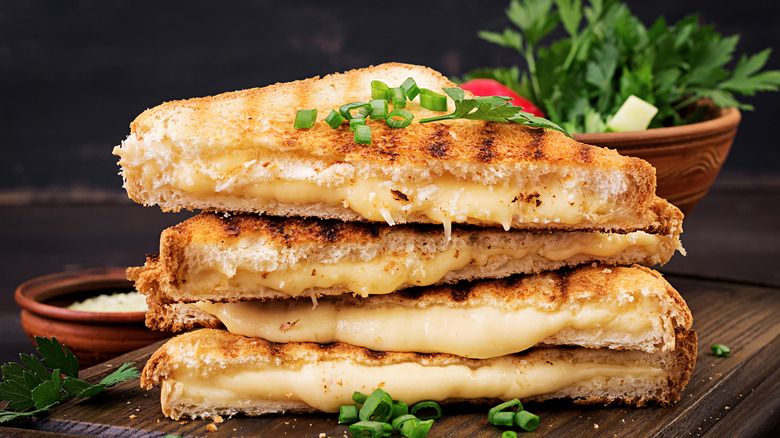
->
14 267 170 368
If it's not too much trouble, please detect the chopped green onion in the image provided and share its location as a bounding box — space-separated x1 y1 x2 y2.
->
350 117 366 131
409 400 442 420
339 404 359 424
514 410 540 432
391 414 419 431
294 109 317 128
388 87 407 108
385 109 413 128
371 80 390 99
488 399 523 422
711 344 731 357
401 77 421 100
324 109 345 128
339 102 370 120
419 89 447 111
491 411 515 427
349 420 394 438
501 431 518 438
353 391 368 404
354 124 372 145
369 99 388 119
391 400 409 419
359 388 394 422
404 419 433 438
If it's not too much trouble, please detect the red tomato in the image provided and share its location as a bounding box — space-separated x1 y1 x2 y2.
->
459 79 545 118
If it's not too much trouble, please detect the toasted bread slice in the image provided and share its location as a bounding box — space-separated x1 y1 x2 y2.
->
114 63 665 231
129 211 683 304
140 328 696 419
144 264 692 358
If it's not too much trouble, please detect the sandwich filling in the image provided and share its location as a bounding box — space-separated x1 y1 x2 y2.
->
166 356 664 414
194 288 668 359
179 231 665 298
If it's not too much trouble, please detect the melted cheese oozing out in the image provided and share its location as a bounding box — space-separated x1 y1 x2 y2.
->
171 359 664 413
195 294 658 359
186 232 662 297
160 155 614 228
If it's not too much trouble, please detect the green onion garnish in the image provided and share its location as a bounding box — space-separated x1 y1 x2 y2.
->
339 102 370 120
392 400 409 418
419 89 447 111
349 420 394 438
501 431 518 438
711 344 731 357
409 401 442 420
491 411 515 427
401 77 420 100
339 404 359 424
359 388 394 422
324 109 345 128
370 99 388 120
353 391 369 404
354 124 372 145
388 87 407 108
293 109 317 128
405 419 433 438
488 399 523 423
514 410 540 432
350 117 366 131
371 80 389 99
385 108 413 128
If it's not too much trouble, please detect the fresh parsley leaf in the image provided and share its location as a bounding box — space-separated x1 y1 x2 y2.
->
0 337 139 423
469 0 780 132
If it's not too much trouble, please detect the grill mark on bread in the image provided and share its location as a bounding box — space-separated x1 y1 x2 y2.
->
427 125 451 158
578 142 593 163
478 123 497 162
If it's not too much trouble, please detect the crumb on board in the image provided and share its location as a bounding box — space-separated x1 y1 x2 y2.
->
129 415 136 419
207 423 218 432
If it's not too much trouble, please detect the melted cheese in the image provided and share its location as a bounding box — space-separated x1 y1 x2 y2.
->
171 358 663 413
159 156 614 228
195 294 659 359
185 232 662 297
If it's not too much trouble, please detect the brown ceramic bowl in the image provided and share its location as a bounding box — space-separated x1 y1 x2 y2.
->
14 267 170 368
574 105 741 217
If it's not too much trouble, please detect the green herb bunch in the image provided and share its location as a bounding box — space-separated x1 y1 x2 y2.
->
0 337 138 422
462 0 780 133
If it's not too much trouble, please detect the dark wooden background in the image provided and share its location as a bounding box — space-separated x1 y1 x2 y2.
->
1 0 779 376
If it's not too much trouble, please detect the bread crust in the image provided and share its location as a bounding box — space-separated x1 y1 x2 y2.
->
140 328 696 419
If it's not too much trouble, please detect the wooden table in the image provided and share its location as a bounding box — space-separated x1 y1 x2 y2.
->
1 185 779 437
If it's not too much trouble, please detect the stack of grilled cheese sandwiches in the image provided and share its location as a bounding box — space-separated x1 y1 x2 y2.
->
114 63 695 421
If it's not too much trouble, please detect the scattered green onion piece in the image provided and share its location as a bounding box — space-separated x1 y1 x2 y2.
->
488 398 523 422
350 117 366 131
388 87 407 108
324 109 345 128
385 109 413 128
359 388 394 422
490 411 515 427
354 124 372 145
409 400 442 420
404 419 433 438
419 89 447 111
391 400 409 419
294 109 317 128
401 77 420 100
371 80 390 99
339 404 359 424
349 420 394 438
711 344 731 357
391 414 419 431
501 431 518 438
369 99 388 120
514 410 540 432
353 391 369 404
339 102 370 120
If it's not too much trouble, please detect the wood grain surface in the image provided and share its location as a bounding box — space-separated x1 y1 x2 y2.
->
3 274 778 438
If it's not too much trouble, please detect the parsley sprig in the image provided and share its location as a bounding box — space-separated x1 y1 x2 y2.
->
464 0 780 133
0 336 138 423
419 88 570 136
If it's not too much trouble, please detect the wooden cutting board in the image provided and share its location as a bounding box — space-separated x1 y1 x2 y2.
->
3 274 779 437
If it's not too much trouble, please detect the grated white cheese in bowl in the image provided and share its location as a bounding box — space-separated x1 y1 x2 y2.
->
67 291 148 313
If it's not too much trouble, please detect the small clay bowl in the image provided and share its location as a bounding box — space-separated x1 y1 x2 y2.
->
14 267 170 368
575 104 741 217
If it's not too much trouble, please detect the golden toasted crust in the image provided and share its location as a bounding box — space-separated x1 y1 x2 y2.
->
140 328 696 417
